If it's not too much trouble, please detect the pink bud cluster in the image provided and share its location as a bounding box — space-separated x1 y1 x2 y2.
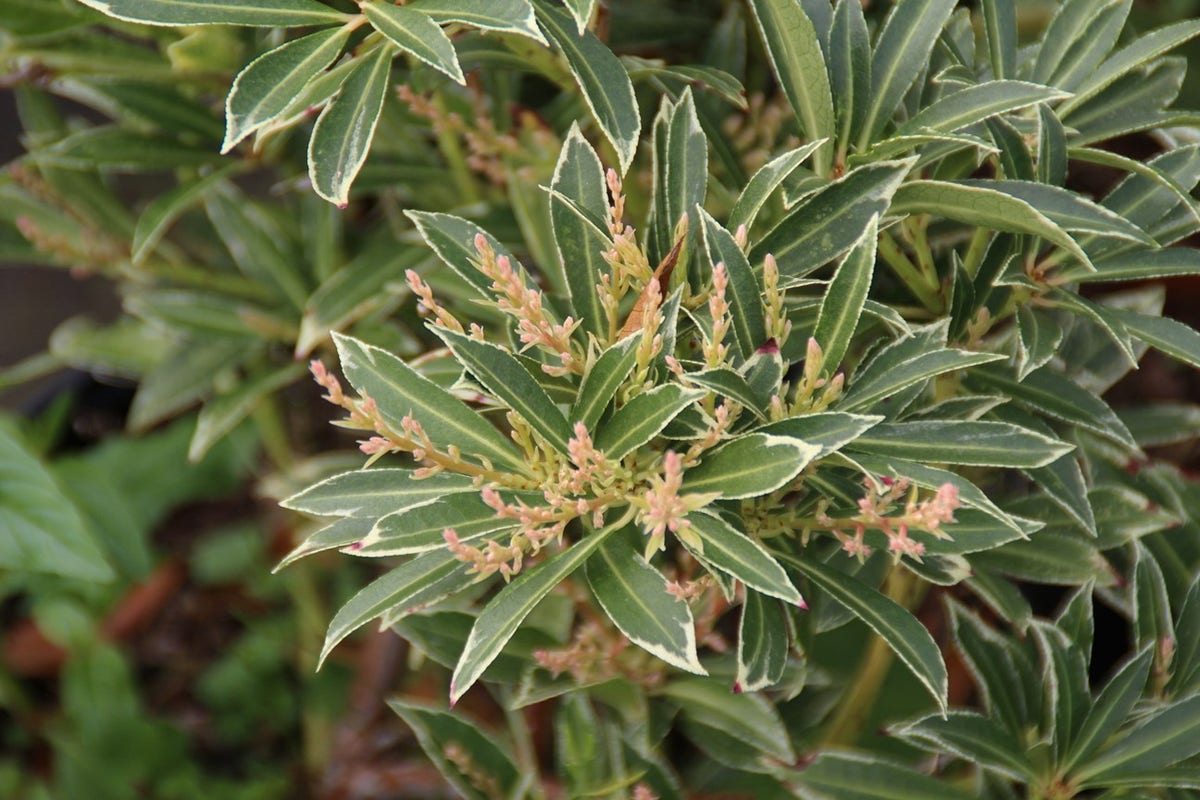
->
475 235 582 376
822 477 961 561
640 451 691 556
704 262 731 366
406 269 463 333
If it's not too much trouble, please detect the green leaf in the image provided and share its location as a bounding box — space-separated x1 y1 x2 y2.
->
1024 452 1097 538
624 60 749 111
750 159 912 280
594 385 705 461
792 751 973 800
839 344 1005 414
959 180 1153 245
388 700 521 800
223 27 350 152
728 141 826 233
128 335 252 431
894 711 1035 781
432 327 572 456
1109 308 1200 371
450 521 619 703
585 535 705 674
131 165 236 264
981 0 1016 79
1121 395 1200 442
813 214 877 372
405 211 511 299
1015 305 1063 380
746 0 835 173
1170 577 1200 694
829 0 870 152
296 241 418 357
968 365 1137 450
859 0 957 147
550 123 610 337
332 333 524 473
354 501 516 558
681 433 820 499
189 363 305 461
1034 621 1090 758
308 45 393 207
849 420 1074 468
1058 19 1200 117
782 552 947 710
320 548 468 666
661 89 708 245
1063 647 1154 772
205 184 310 309
275 517 370 571
282 468 474 518
682 368 767 419
562 0 595 33
77 0 346 26
889 180 1094 271
972 531 1111 586
699 208 766 359
736 591 789 692
1033 0 1127 85
659 677 795 763
1076 249 1200 284
534 0 640 174
1038 105 1068 186
362 0 464 84
899 81 1069 136
572 335 639 431
948 599 1036 735
758 411 883 458
36 127 218 171
1074 693 1200 782
683 510 803 604
411 0 546 44
1133 544 1174 652
0 427 114 583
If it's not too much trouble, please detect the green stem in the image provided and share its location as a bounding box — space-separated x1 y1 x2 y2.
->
878 231 942 313
962 227 991 278
821 566 929 748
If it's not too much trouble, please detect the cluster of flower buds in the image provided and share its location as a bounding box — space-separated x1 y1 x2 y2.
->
474 235 582 376
818 476 961 562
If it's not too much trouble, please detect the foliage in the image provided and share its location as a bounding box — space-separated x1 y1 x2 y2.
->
4 0 1200 798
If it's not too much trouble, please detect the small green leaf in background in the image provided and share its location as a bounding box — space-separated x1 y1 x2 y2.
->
0 426 114 583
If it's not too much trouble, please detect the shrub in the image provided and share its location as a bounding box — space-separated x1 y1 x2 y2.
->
5 0 1200 798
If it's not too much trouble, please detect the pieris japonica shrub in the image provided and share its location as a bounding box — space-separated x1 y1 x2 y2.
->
7 0 1200 797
